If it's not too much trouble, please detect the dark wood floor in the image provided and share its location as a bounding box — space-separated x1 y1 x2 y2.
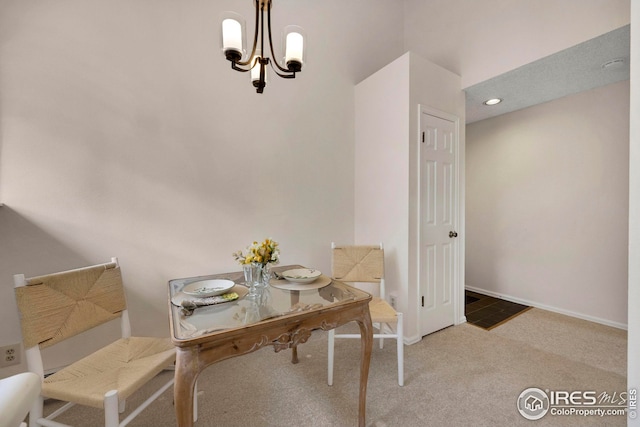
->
465 290 531 330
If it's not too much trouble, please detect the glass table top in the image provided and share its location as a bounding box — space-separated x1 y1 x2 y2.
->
168 265 371 341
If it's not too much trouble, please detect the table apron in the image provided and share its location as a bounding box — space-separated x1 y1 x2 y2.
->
180 300 370 370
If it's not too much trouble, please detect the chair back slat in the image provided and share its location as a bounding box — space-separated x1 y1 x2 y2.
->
331 245 384 283
15 262 126 349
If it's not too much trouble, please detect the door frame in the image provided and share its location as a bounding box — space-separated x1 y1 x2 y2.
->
417 104 465 337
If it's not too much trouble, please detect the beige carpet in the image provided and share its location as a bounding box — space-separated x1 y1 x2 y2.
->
40 308 627 426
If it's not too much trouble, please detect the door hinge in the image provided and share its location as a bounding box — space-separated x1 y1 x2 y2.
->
421 132 425 143
421 296 424 307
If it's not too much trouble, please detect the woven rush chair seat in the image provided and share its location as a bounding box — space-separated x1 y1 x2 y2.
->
14 258 178 427
368 297 398 324
328 243 404 386
42 337 175 408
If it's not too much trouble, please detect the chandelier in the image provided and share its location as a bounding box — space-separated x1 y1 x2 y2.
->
221 0 305 94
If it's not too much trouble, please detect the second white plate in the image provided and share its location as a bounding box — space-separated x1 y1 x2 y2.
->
281 268 322 284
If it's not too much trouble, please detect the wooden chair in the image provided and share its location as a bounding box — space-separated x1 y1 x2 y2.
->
13 258 177 427
328 243 404 386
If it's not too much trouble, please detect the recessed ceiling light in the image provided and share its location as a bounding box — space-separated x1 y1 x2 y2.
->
602 58 625 70
483 98 502 106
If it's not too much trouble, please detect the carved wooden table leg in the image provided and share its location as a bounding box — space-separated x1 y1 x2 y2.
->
356 309 373 427
174 347 199 427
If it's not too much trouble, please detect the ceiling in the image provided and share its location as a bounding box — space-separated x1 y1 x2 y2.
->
464 25 630 124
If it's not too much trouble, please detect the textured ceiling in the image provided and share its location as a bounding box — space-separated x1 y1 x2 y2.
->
465 25 630 124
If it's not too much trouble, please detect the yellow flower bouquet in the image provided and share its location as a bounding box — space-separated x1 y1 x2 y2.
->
232 238 280 267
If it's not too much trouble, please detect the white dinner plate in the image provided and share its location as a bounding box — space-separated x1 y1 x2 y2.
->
281 268 322 284
182 279 235 297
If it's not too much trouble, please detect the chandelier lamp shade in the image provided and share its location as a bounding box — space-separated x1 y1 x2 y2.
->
221 0 305 94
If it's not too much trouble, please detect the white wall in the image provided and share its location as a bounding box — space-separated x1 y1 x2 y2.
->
0 0 405 375
466 80 630 327
355 52 465 342
354 53 410 312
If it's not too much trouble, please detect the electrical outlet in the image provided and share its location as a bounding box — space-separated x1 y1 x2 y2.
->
389 294 397 309
0 343 21 368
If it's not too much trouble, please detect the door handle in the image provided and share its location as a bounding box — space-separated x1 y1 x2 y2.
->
449 231 458 238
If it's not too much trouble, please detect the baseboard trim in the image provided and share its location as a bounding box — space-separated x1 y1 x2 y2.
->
465 286 627 331
405 335 421 345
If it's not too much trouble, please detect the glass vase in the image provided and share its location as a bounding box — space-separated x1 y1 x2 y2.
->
259 264 271 288
243 263 262 299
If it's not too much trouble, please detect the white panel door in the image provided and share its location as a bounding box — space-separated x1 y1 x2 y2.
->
419 109 458 336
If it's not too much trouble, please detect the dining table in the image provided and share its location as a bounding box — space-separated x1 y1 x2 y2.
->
167 264 373 427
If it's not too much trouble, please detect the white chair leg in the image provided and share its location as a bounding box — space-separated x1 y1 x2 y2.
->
327 329 335 386
104 390 119 427
29 396 43 427
119 398 126 414
375 322 384 349
397 312 404 386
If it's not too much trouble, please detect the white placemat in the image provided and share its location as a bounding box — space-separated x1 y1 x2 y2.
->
269 274 332 291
